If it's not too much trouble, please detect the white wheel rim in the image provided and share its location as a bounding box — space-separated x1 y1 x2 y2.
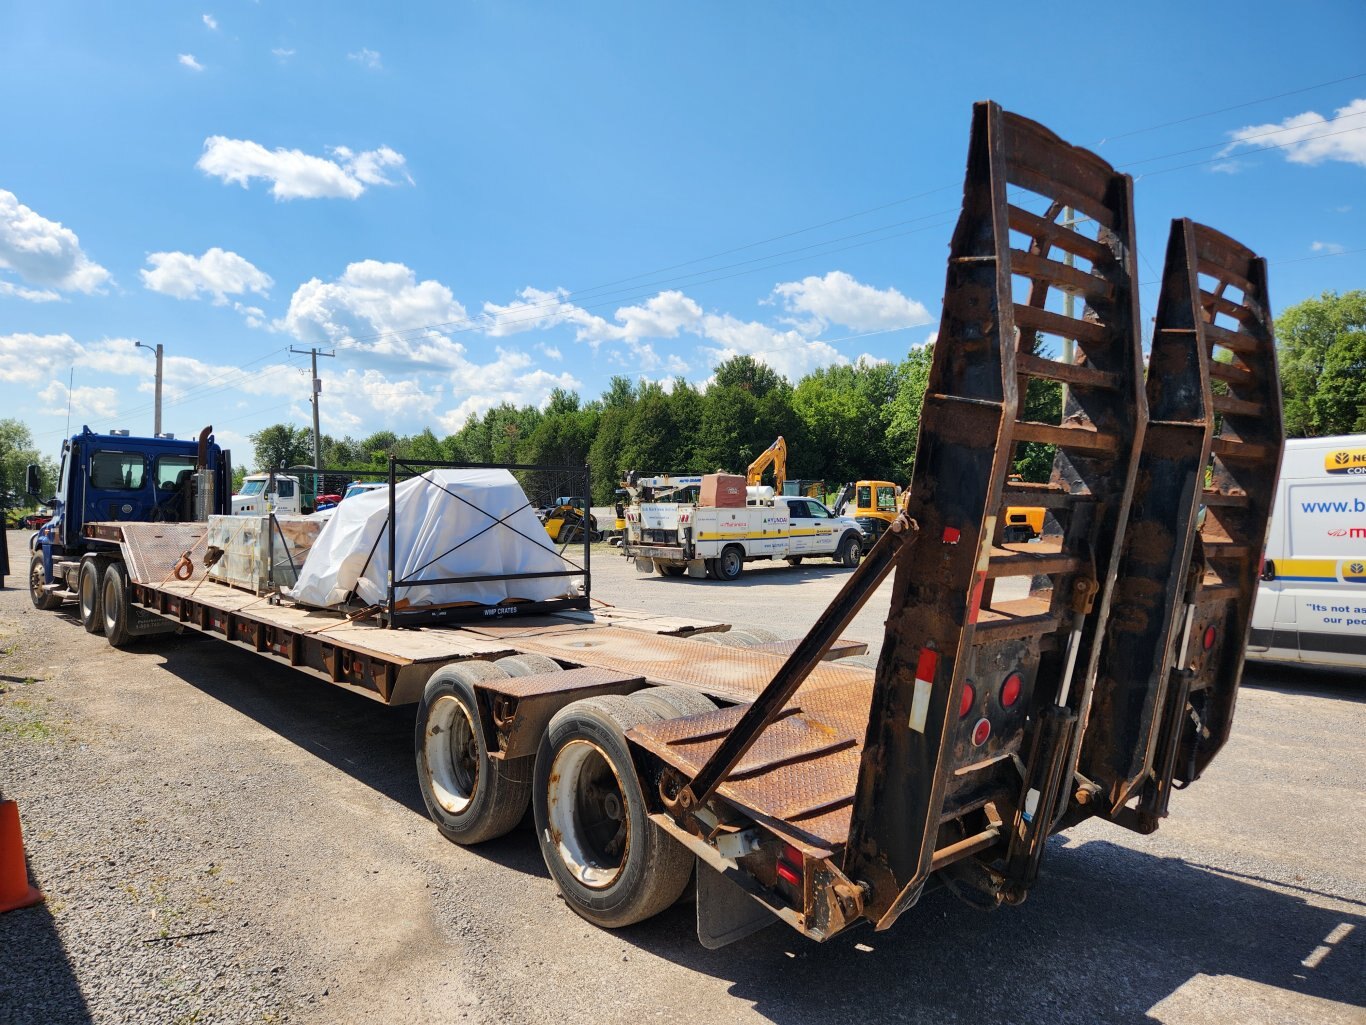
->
80 567 96 621
102 575 119 633
425 695 479 815
547 739 630 889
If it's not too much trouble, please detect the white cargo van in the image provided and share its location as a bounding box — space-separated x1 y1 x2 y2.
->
1247 434 1366 668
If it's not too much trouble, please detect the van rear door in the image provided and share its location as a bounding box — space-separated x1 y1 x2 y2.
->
1274 451 1366 667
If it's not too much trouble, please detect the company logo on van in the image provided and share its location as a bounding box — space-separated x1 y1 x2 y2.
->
1325 448 1366 474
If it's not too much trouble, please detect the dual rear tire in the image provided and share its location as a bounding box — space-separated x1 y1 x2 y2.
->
416 668 718 930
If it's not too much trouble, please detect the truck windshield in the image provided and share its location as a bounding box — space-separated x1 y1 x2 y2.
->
239 480 266 496
155 455 196 490
89 451 146 490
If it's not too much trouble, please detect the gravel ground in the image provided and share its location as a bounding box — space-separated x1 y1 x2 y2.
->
1 532 1363 1025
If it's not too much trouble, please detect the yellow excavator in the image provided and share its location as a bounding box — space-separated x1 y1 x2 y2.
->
835 477 1045 549
746 436 787 492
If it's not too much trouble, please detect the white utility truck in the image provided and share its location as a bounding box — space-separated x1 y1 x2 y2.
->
1248 434 1366 669
232 473 306 515
622 472 864 580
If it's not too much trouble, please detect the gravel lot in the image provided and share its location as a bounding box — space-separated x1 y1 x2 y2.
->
1 531 1363 1025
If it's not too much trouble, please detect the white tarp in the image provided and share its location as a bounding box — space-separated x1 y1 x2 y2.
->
285 468 579 609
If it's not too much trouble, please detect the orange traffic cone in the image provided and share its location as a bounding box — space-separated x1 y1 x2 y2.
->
0 799 44 913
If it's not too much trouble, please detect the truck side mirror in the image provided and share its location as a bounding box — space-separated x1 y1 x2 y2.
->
24 464 40 499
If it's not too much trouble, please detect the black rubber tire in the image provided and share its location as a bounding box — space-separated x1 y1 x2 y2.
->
712 630 766 648
29 554 62 611
79 559 104 634
534 695 694 928
785 555 804 566
838 533 862 568
729 624 778 643
495 654 561 677
101 562 138 648
656 563 686 578
704 559 718 580
416 662 532 845
715 546 744 581
630 686 718 721
688 633 726 647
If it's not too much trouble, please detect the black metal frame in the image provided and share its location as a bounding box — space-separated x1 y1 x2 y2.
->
381 457 592 627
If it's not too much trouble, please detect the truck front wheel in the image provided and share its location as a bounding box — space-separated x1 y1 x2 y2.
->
29 555 62 611
101 562 137 648
416 663 533 845
715 546 744 581
79 559 104 634
534 695 694 928
838 534 862 568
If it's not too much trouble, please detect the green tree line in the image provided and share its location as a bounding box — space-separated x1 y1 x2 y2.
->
243 289 1365 504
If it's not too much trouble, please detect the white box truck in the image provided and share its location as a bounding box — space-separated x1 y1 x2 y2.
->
1247 434 1366 668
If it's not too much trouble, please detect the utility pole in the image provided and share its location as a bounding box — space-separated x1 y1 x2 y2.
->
135 341 164 436
290 346 335 472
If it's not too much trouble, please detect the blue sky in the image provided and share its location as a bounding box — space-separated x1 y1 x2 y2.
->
2 1 1363 466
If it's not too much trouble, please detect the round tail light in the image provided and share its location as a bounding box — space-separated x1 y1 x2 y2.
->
1000 671 1023 708
959 682 976 719
971 718 991 747
1203 625 1217 651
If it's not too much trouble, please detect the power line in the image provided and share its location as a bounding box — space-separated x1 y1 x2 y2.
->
1099 71 1366 145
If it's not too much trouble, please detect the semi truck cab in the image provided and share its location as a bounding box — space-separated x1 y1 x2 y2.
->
26 425 230 608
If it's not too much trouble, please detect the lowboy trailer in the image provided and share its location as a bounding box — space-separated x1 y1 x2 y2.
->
33 102 1282 948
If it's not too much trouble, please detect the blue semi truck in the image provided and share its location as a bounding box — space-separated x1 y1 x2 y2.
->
25 424 231 643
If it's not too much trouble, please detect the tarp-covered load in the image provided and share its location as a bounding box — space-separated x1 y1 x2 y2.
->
285 468 580 610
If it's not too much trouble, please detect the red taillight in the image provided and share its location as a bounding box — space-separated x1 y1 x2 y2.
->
942 526 961 544
971 718 991 747
1000 671 1023 708
1203 625 1217 651
959 682 975 719
777 844 804 888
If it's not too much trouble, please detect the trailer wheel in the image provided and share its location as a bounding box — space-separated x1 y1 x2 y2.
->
838 533 862 568
416 664 532 845
715 546 744 581
495 653 561 677
101 562 137 648
630 686 718 721
29 555 62 611
785 555 804 567
656 562 685 577
534 695 694 928
79 559 104 634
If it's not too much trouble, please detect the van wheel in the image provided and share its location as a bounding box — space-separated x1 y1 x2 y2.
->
416 662 532 844
79 559 104 634
534 696 694 928
29 555 62 611
838 534 862 568
716 546 744 581
785 555 804 566
102 563 138 648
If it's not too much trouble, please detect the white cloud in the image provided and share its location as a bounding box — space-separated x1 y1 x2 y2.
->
39 379 120 420
1224 98 1366 168
141 247 273 304
772 270 932 333
202 13 218 30
272 47 296 59
197 137 412 200
1209 160 1243 175
0 281 61 302
1311 241 1346 255
538 343 562 360
700 313 844 382
0 189 110 295
347 48 382 70
278 260 469 359
179 53 204 71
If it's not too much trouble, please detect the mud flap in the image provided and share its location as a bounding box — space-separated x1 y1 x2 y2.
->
695 863 778 949
634 558 654 574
